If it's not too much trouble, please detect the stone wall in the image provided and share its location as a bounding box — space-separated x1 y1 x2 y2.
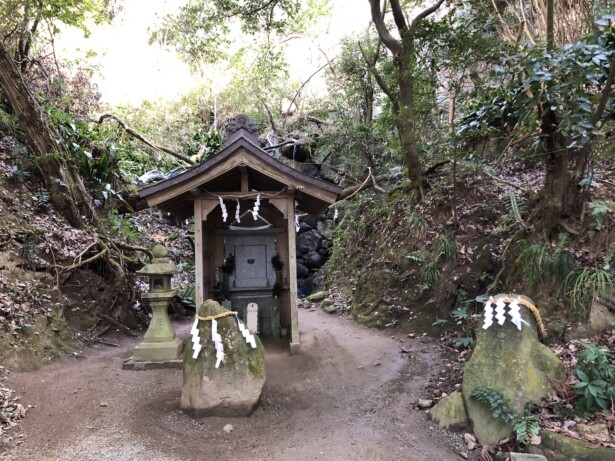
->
296 208 337 298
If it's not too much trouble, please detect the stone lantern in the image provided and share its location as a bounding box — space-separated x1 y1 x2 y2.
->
123 244 184 369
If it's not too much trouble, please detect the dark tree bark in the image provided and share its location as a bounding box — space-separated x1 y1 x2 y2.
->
0 42 96 228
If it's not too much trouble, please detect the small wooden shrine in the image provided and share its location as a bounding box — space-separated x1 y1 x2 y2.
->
139 115 342 353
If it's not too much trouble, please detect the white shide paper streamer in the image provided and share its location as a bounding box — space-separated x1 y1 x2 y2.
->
189 315 258 367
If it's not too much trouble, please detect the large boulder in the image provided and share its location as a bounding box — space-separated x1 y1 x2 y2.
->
296 229 322 254
317 219 335 240
462 300 565 445
180 299 266 417
296 263 310 279
303 250 324 269
297 221 312 234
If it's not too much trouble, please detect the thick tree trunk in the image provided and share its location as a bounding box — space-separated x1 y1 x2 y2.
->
0 43 95 228
397 51 425 197
539 107 579 233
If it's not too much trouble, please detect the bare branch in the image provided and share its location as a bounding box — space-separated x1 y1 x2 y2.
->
282 60 333 129
98 114 196 166
409 0 445 33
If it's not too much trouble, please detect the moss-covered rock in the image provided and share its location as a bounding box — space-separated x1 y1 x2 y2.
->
180 299 266 417
429 391 470 431
529 430 615 461
462 303 565 445
307 290 328 302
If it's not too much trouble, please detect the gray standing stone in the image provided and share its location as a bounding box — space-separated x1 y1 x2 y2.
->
462 298 564 446
180 299 266 417
296 229 322 254
317 219 335 240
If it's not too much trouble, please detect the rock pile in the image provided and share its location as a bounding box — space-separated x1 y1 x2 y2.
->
296 210 337 297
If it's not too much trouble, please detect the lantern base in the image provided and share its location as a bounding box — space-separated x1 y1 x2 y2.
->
123 338 184 370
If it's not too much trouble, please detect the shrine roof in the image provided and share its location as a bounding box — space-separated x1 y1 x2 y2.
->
139 115 342 219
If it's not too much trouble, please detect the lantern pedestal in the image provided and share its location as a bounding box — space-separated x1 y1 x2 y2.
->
123 244 184 370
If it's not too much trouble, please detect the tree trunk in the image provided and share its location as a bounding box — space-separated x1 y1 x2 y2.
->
539 107 579 233
0 43 95 228
397 50 425 197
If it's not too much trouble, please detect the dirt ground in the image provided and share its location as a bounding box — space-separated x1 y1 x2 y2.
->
3 308 472 461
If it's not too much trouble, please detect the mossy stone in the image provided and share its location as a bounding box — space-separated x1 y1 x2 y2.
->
528 430 615 461
307 290 328 302
462 308 565 446
180 299 266 417
429 391 470 431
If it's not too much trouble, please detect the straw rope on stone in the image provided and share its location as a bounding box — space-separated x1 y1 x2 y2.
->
191 310 256 367
482 294 548 339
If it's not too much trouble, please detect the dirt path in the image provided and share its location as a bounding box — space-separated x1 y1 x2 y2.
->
4 308 468 461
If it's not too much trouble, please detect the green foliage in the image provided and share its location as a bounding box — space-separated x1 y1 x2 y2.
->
458 27 614 151
436 234 457 263
574 343 615 412
514 240 575 288
0 0 111 46
151 0 324 63
102 214 139 242
182 129 222 162
406 250 425 264
420 261 441 290
404 212 428 240
588 200 615 231
471 386 516 423
492 188 528 236
512 414 540 446
564 266 614 319
471 387 541 445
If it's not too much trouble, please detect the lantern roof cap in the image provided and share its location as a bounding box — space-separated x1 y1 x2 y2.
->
137 244 178 276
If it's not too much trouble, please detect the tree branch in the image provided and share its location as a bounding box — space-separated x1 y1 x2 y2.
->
358 41 399 113
409 0 445 32
390 0 408 32
368 0 402 55
282 60 333 129
98 114 196 166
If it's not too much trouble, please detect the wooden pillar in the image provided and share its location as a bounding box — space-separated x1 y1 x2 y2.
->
286 196 300 354
194 198 204 308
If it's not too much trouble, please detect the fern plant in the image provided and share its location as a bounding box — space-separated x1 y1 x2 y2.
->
471 386 516 423
471 387 540 445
